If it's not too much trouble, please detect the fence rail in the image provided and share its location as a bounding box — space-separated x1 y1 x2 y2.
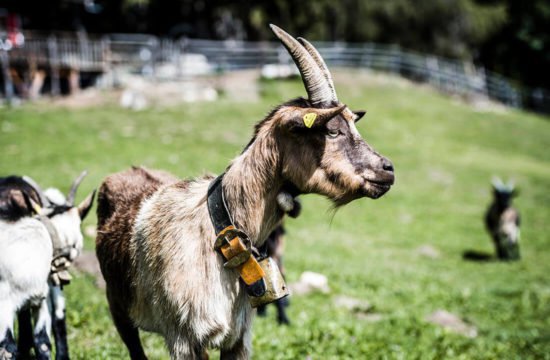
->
1 32 548 112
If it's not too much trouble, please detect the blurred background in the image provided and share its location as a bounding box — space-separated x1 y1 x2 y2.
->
0 0 549 359
0 0 549 111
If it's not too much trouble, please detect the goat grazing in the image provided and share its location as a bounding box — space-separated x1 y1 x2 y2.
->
0 173 95 360
485 178 521 260
96 24 394 359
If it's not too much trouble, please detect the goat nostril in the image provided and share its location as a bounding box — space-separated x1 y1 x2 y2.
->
382 160 394 172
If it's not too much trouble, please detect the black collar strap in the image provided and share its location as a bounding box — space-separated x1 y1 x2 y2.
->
207 174 233 235
207 174 266 298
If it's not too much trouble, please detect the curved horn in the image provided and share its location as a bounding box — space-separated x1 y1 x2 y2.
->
22 175 51 208
270 24 334 104
67 170 88 206
316 104 347 122
491 176 505 191
297 37 338 102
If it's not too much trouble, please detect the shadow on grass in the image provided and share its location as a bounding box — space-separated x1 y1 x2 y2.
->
462 250 494 262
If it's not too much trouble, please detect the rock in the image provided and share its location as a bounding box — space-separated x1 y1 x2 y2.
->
417 244 440 259
333 295 372 313
289 271 330 296
84 225 97 238
426 310 477 338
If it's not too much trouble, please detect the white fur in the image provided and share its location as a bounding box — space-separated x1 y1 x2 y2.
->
131 180 252 358
0 191 86 351
48 208 84 260
0 217 52 338
44 188 66 206
49 286 66 320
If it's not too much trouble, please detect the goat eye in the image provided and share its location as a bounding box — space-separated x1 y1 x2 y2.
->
327 129 339 138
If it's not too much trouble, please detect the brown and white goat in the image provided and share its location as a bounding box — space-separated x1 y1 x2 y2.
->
95 25 395 359
485 178 521 260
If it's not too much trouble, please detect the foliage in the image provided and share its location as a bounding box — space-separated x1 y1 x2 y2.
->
6 0 548 88
478 0 550 88
1 72 549 358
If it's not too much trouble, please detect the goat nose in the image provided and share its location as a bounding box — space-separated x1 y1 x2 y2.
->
382 159 394 173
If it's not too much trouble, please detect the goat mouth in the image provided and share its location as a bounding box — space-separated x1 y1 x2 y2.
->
363 179 392 199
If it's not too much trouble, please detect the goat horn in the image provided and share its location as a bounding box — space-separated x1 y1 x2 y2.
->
297 37 338 102
491 176 505 191
67 170 88 206
316 104 347 122
270 24 334 104
22 175 51 208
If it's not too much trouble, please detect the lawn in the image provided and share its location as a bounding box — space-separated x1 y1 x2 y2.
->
1 70 549 359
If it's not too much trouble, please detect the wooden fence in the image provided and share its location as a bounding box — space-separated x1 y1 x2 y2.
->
1 32 548 112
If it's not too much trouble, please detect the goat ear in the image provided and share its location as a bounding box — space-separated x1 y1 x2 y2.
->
283 105 346 131
353 111 366 122
22 192 41 215
77 189 96 220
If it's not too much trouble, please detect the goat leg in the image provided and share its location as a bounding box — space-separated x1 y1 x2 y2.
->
49 286 70 360
32 299 52 360
0 329 17 360
17 307 34 358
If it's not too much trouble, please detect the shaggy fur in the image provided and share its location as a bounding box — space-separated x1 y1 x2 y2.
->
96 95 394 359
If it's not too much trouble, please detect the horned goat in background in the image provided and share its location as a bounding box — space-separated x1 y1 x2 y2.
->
0 173 95 360
485 178 521 260
96 24 394 359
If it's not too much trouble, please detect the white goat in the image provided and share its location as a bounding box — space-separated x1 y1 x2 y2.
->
0 173 94 360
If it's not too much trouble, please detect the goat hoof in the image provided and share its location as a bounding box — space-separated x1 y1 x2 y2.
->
0 348 16 360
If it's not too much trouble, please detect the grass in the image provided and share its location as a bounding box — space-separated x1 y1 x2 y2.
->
1 69 549 359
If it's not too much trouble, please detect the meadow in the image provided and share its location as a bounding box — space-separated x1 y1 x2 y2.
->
1 70 549 359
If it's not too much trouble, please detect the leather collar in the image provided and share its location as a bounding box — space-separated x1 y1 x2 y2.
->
207 174 233 235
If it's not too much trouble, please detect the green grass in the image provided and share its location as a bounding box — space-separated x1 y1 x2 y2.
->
1 70 549 359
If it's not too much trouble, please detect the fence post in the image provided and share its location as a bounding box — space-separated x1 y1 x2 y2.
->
0 41 14 105
100 36 114 88
48 35 60 96
426 56 440 90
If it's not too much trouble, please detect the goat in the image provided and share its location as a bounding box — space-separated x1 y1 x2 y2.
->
256 225 291 324
485 178 521 260
0 173 95 360
257 194 301 325
95 25 395 359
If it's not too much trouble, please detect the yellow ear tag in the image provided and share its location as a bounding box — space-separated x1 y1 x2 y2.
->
303 113 317 128
31 202 42 215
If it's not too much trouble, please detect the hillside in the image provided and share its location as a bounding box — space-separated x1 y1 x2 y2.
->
1 70 549 359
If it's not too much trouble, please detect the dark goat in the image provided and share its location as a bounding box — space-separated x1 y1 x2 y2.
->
257 226 291 324
257 193 301 325
485 178 521 260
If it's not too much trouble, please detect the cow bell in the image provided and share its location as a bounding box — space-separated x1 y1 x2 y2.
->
249 257 289 308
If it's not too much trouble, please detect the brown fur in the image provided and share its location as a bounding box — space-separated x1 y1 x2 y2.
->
96 167 179 320
96 89 393 359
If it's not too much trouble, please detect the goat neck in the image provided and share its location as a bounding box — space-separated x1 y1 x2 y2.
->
222 127 285 246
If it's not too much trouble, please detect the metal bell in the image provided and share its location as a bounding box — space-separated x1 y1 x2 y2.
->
249 257 289 308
